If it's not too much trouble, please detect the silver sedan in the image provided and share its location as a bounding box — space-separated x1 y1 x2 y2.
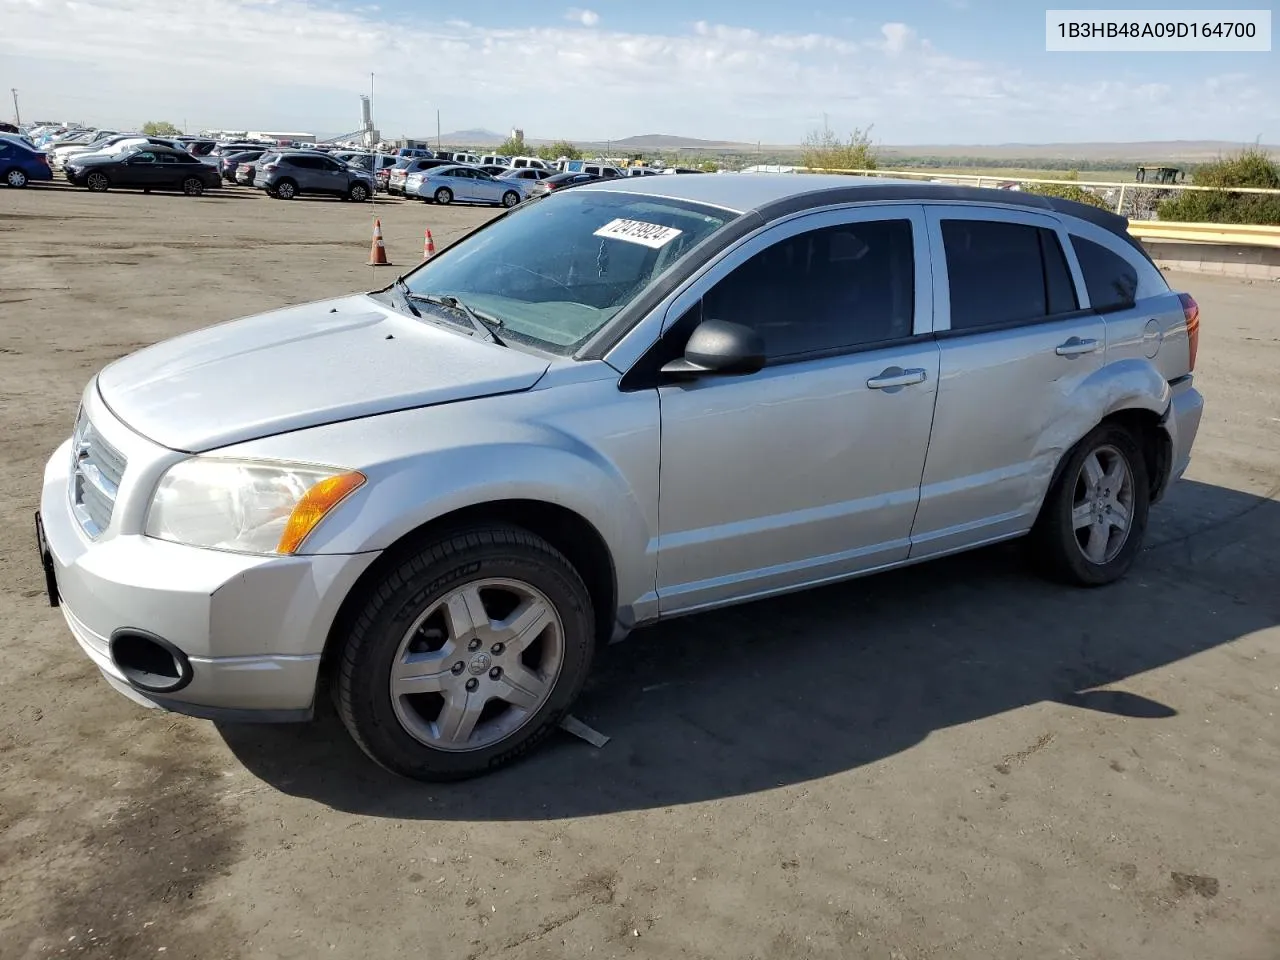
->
406 164 529 207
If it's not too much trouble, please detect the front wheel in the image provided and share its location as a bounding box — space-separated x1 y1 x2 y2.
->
434 187 453 205
335 527 595 781
182 177 204 196
501 190 520 208
5 168 28 188
1032 422 1149 586
85 171 109 192
348 182 369 202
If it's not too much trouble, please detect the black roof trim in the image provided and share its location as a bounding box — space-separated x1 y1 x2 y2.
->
752 182 1139 250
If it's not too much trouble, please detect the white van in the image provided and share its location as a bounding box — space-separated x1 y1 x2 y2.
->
479 155 510 168
510 156 549 170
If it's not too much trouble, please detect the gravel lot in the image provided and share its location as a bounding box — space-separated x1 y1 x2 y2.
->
2 184 1278 960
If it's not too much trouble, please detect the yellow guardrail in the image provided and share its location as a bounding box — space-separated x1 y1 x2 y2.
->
798 166 1280 196
1125 221 1280 248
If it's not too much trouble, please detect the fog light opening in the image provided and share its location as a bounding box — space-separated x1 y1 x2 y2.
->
109 630 193 694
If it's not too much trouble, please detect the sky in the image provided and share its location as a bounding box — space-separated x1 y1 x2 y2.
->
2 0 1277 145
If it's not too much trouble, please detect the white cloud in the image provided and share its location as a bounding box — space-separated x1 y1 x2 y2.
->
566 7 599 27
0 0 1273 144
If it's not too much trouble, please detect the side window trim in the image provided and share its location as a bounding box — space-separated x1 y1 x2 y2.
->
924 203 1090 335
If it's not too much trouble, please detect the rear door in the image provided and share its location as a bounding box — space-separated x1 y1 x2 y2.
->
909 205 1105 558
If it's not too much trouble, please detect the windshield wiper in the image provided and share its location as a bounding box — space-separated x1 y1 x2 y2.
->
388 276 420 317
411 292 507 346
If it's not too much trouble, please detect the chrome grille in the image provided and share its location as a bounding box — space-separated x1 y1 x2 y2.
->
69 410 127 538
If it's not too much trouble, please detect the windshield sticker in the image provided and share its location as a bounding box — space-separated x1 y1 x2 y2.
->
593 218 683 249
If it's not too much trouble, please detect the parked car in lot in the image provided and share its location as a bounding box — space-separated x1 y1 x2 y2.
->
36 176 1204 781
1 135 54 187
387 157 454 195
66 145 222 195
499 167 555 184
406 164 527 207
527 171 602 196
220 150 266 183
253 150 374 201
477 164 511 177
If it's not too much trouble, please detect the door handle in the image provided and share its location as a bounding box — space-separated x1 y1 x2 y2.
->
866 367 927 390
1055 336 1100 357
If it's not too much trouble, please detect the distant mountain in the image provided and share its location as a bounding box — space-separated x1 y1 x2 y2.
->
607 133 747 150
436 128 506 146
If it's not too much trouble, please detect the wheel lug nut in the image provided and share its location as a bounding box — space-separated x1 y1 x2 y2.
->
467 638 481 652
489 666 502 680
451 661 465 675
491 643 505 655
465 678 478 692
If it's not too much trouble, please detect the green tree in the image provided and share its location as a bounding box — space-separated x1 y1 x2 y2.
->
1025 170 1109 210
536 140 583 161
141 120 182 136
800 123 876 172
1157 146 1280 224
494 134 527 157
697 159 719 173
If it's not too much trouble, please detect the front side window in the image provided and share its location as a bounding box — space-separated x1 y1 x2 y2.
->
401 190 736 354
700 220 916 360
1071 235 1139 312
941 220 1078 331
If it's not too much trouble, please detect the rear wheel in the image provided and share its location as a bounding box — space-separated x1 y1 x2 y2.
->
85 171 109 192
274 178 297 200
434 187 453 205
348 182 369 202
335 526 595 781
1032 422 1149 586
4 168 28 188
502 190 520 208
182 177 204 196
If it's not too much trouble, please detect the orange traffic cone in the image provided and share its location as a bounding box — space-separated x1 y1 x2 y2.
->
423 228 436 260
368 218 392 266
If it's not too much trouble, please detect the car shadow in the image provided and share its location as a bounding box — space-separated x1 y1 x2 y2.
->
218 478 1279 819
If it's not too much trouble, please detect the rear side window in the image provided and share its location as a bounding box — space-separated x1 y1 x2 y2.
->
941 220 1079 331
1071 235 1139 312
703 219 916 360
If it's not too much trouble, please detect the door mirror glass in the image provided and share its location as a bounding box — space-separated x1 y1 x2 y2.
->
660 319 766 378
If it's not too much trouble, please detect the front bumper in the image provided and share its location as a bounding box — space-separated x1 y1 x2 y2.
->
40 397 378 722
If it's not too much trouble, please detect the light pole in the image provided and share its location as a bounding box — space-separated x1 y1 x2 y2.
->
11 89 20 128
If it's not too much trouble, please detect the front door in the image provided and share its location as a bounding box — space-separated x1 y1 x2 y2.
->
651 206 941 615
120 151 161 188
909 206 1107 558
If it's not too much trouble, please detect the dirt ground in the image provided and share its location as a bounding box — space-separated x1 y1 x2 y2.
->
1 183 1278 960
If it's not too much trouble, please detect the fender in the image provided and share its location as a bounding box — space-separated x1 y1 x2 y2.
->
215 381 662 614
1031 357 1174 512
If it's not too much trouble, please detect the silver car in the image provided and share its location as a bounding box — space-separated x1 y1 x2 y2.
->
37 175 1203 781
408 164 528 207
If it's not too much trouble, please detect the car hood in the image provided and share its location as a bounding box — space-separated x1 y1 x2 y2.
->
96 294 551 452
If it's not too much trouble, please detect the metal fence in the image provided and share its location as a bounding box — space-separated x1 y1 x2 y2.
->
796 167 1280 220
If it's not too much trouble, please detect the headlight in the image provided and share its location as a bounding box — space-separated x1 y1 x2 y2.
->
144 459 365 555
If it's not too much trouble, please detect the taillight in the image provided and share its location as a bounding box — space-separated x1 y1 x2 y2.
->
263 163 278 172
1178 292 1199 371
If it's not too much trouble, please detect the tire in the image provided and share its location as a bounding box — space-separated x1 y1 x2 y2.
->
182 177 204 196
434 187 453 205
85 171 109 192
501 190 520 208
348 182 369 202
274 178 297 200
5 168 28 188
335 526 595 781
1032 422 1149 586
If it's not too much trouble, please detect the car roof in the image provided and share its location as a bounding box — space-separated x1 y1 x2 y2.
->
575 173 1134 239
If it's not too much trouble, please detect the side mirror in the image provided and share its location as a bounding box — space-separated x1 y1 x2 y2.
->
660 319 766 378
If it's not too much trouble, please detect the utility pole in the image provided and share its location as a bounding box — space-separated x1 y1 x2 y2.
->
11 89 20 128
436 109 441 150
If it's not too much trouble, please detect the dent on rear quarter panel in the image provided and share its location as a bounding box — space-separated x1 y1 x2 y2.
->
1030 358 1172 490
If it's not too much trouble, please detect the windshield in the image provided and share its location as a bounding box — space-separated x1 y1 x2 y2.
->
399 190 736 354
